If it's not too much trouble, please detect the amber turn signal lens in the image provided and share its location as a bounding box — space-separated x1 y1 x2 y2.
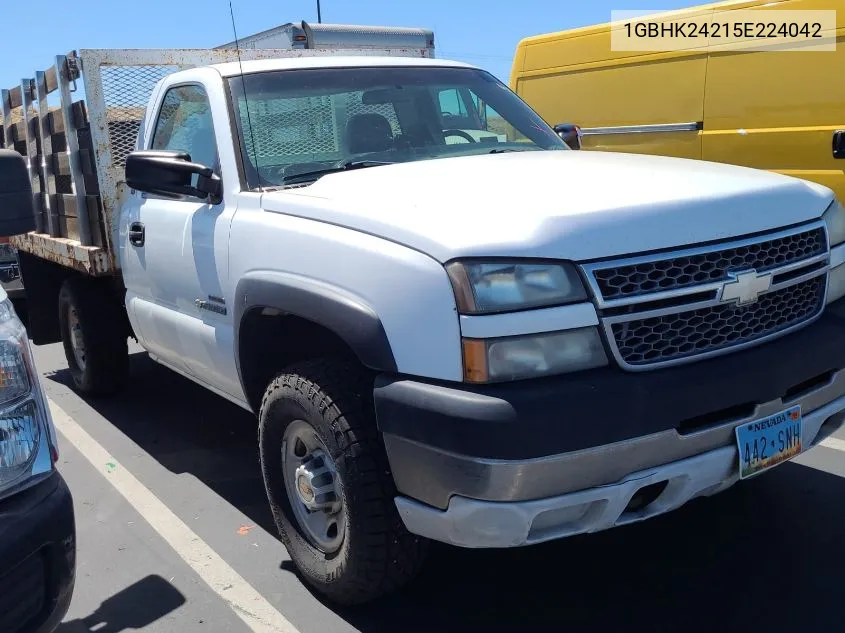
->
461 339 489 383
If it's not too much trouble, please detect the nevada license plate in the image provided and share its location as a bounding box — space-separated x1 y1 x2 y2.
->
735 405 802 479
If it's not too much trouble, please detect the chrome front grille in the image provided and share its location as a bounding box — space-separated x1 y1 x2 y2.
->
582 222 830 370
611 276 825 366
593 226 826 301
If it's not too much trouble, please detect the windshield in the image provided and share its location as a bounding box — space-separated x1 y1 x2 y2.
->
227 65 567 188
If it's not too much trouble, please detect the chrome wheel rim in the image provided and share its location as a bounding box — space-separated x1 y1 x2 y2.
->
68 306 87 371
281 419 346 553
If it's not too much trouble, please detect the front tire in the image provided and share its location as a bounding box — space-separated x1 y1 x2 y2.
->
58 278 128 396
258 359 427 605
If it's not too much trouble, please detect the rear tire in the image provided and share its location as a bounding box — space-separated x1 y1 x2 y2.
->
258 358 427 605
58 278 128 396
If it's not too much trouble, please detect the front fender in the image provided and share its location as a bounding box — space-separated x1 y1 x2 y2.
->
234 271 398 373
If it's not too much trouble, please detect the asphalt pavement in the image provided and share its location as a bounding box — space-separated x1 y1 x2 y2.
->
25 336 845 633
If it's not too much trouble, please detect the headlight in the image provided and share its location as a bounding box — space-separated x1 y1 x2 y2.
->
0 305 31 407
0 299 30 406
446 260 587 314
823 199 845 247
0 401 41 490
462 328 608 383
0 298 52 496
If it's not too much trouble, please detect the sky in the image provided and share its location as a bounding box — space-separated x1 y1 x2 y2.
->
0 0 705 93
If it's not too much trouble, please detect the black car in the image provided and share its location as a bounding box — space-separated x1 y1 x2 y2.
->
0 150 75 632
0 472 75 633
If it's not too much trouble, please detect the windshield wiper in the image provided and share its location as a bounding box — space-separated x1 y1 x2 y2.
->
281 159 393 185
487 147 539 154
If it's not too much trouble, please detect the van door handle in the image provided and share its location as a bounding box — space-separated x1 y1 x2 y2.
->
833 130 845 159
128 222 145 247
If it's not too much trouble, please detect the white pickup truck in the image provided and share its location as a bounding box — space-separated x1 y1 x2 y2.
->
4 46 845 605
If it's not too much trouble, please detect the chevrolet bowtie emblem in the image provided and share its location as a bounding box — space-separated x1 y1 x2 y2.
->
719 269 772 306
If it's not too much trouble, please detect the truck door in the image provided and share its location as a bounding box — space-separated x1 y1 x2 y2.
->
122 80 241 398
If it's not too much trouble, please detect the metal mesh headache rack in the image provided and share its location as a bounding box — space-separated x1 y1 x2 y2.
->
238 91 403 163
0 45 433 275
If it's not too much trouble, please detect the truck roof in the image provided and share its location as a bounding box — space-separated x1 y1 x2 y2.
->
210 55 474 78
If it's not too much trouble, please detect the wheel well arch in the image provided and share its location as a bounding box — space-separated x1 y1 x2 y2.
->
237 310 359 411
234 273 398 412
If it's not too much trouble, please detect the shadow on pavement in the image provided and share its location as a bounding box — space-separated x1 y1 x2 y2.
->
46 352 276 535
311 459 845 633
45 352 845 633
58 575 185 632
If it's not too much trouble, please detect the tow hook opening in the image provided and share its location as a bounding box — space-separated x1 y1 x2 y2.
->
623 481 668 514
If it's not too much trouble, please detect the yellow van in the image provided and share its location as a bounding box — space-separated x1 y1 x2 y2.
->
510 0 845 200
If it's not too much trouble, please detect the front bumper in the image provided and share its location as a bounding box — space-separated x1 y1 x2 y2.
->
395 397 845 548
0 472 76 633
375 298 845 548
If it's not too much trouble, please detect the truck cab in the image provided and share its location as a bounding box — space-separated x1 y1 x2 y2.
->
119 56 562 397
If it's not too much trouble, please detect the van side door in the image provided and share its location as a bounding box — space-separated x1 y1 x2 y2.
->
512 11 711 160
702 0 845 200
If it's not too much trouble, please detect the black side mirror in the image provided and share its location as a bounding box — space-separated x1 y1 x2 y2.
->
554 123 582 150
0 150 36 237
126 150 222 205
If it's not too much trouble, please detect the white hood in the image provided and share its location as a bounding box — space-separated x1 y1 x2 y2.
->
262 151 835 263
